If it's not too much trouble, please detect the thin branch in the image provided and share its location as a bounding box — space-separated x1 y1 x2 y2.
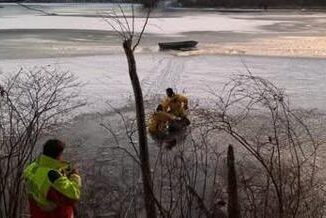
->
133 8 151 51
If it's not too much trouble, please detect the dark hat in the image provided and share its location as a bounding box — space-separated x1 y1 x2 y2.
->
43 139 65 159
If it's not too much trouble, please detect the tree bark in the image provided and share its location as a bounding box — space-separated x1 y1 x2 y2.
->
123 39 157 218
227 145 240 218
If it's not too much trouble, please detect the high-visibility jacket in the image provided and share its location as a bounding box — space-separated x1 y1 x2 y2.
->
24 155 82 218
148 111 175 135
162 94 188 117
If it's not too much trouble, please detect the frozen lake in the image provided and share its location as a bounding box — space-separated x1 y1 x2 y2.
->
1 54 325 112
0 3 325 112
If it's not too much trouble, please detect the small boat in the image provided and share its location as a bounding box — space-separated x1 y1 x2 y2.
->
159 41 198 51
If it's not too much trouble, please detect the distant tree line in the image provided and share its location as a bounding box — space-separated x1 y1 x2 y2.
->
0 0 325 8
177 0 326 8
0 0 128 2
0 0 156 8
0 0 142 3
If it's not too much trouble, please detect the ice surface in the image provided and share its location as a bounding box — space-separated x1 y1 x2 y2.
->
0 54 325 113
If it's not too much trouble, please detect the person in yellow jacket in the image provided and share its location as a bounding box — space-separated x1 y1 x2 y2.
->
162 88 189 118
148 104 176 137
24 139 81 218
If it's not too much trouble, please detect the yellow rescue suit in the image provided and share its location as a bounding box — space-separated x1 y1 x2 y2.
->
148 111 175 135
162 94 188 118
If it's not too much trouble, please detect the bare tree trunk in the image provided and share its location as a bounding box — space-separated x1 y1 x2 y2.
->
123 39 157 218
227 145 240 218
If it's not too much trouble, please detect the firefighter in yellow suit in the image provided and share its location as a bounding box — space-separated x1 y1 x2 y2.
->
148 104 176 136
23 139 81 218
161 88 188 118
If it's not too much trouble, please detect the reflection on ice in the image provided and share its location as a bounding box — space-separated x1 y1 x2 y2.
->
0 54 325 112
